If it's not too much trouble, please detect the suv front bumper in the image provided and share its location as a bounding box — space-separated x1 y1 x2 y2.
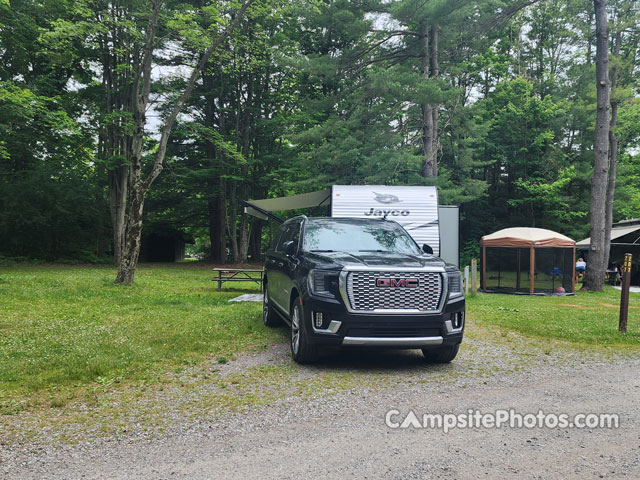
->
302 294 465 348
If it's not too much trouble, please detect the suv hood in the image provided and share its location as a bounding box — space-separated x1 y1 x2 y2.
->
307 251 448 269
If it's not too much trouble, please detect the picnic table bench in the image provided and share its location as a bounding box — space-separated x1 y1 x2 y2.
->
212 268 264 291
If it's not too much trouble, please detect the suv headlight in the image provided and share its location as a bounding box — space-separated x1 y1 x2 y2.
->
308 269 336 297
447 270 464 299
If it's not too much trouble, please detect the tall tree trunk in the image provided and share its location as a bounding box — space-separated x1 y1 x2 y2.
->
238 71 253 264
114 0 253 283
604 30 620 270
115 0 158 284
228 71 239 265
583 0 610 292
108 165 128 264
429 25 439 165
203 69 226 264
249 218 263 262
419 23 436 178
209 177 227 264
115 186 145 284
210 178 227 264
216 184 227 263
238 178 250 263
208 197 217 260
207 186 228 264
102 21 131 266
228 181 239 263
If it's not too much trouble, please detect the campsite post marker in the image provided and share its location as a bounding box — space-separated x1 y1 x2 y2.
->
464 266 469 295
619 253 632 333
471 259 477 297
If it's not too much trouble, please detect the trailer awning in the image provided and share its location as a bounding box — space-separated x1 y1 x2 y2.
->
243 189 331 222
576 225 640 248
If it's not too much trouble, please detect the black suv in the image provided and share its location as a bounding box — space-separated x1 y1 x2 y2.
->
262 217 465 364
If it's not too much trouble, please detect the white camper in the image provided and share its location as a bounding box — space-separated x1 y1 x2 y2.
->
243 185 459 265
330 185 441 256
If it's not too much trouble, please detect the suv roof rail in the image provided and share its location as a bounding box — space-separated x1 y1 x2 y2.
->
281 214 307 224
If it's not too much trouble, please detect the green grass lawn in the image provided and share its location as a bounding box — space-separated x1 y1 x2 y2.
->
0 265 638 416
0 264 280 413
467 287 640 347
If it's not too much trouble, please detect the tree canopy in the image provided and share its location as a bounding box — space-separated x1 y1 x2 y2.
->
1 0 639 274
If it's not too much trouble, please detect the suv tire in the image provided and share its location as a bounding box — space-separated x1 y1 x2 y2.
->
290 300 318 364
422 344 459 363
263 283 282 327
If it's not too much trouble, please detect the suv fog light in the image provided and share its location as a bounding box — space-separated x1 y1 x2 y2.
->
452 311 464 329
314 312 324 328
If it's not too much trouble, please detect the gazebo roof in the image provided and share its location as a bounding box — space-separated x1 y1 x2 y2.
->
481 227 575 248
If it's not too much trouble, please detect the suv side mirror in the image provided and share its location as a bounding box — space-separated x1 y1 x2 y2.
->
422 244 433 255
284 240 296 256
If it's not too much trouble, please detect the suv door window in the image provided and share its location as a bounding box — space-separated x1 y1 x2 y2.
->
271 224 286 250
290 221 301 253
270 221 296 311
275 222 297 253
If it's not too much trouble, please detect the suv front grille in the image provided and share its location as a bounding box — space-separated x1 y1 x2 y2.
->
345 271 443 312
346 327 441 338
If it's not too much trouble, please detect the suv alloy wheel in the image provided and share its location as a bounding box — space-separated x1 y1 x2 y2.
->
263 283 282 327
290 300 318 364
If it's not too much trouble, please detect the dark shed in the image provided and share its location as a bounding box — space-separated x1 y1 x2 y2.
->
140 227 194 262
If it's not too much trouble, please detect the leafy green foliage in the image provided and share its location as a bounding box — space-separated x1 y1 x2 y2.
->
0 4 109 259
1 0 640 262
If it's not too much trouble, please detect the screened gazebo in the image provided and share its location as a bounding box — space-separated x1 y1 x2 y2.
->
480 228 576 295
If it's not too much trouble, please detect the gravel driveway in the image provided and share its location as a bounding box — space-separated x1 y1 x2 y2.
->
3 334 640 479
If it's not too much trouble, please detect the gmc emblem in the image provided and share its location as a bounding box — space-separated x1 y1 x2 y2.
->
376 278 419 288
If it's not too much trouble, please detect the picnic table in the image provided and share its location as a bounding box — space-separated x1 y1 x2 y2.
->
212 268 264 291
606 267 621 286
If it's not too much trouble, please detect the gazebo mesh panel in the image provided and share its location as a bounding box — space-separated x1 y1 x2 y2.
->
533 248 574 293
483 247 574 294
484 248 530 293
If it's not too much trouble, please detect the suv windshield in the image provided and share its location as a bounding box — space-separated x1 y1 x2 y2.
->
303 220 421 254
